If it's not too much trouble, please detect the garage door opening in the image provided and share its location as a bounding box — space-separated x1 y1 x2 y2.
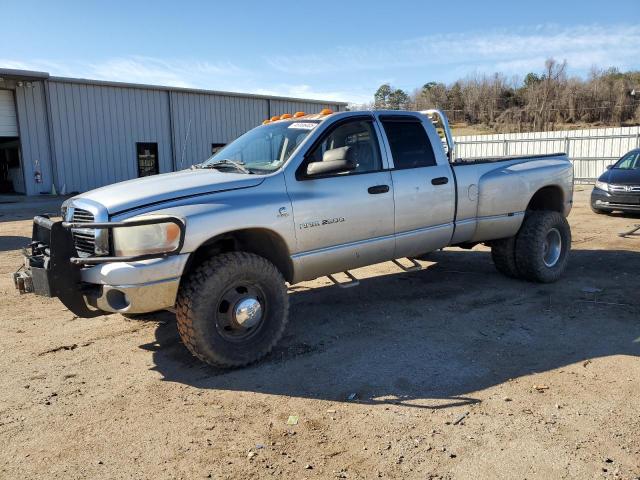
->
0 137 23 193
0 90 23 194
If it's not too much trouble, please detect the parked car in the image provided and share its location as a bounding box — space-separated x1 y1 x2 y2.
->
14 109 574 368
591 149 640 214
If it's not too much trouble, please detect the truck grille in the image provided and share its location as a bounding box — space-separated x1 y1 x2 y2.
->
71 208 96 255
609 184 640 194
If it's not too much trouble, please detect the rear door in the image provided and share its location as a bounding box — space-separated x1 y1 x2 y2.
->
378 114 455 258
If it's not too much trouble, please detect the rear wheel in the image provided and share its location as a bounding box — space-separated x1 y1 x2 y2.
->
515 211 571 283
490 237 520 278
176 252 289 368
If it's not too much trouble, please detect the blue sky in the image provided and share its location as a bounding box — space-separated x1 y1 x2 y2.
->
2 0 640 105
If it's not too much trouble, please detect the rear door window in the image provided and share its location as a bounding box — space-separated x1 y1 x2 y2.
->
381 121 436 170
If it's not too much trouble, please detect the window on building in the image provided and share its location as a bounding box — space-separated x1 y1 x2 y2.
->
381 121 437 170
136 143 159 177
211 143 226 155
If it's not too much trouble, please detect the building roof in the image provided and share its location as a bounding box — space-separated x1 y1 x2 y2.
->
0 67 348 106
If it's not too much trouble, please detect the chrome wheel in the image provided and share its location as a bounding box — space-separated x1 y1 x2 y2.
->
542 228 562 267
215 283 265 341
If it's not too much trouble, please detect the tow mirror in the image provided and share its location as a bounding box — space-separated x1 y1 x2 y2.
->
306 146 357 176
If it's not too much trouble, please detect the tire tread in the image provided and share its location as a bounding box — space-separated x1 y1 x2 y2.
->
515 211 570 283
176 252 289 368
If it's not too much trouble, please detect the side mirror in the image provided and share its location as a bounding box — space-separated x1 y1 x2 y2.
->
606 164 614 170
306 146 357 176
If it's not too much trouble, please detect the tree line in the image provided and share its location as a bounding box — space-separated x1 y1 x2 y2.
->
368 59 640 132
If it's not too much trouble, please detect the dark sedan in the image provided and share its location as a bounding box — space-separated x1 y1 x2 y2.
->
591 149 640 214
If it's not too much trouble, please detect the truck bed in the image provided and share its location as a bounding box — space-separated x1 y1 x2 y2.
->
452 152 567 166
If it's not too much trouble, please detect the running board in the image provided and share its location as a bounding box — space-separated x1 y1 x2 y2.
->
327 271 360 288
391 258 422 272
619 224 640 238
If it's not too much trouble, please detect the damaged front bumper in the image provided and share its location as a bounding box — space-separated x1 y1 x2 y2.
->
13 215 187 318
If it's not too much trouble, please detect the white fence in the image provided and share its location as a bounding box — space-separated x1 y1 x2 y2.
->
454 126 640 183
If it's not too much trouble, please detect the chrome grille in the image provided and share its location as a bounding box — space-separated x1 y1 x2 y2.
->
71 208 96 255
609 184 640 193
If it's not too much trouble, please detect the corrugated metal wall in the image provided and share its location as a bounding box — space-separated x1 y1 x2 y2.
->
23 79 347 192
269 99 340 117
14 83 54 195
171 94 344 169
170 92 268 169
47 81 172 193
455 126 640 182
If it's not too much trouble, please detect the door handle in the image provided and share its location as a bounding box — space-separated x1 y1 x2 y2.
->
368 184 390 194
431 177 449 186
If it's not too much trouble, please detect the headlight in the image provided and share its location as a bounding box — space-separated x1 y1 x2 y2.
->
595 180 609 192
61 199 70 219
113 217 183 257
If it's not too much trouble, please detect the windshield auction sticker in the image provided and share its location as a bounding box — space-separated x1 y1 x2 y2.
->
288 122 317 130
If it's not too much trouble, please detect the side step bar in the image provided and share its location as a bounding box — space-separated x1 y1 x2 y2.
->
391 258 422 272
326 258 423 289
619 224 640 238
327 271 360 288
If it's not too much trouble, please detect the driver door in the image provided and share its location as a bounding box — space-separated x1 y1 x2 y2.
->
285 116 395 281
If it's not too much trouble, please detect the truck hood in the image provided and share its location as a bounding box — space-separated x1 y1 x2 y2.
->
600 168 640 185
74 169 264 214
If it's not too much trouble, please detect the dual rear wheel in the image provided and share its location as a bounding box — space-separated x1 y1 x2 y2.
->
491 210 571 283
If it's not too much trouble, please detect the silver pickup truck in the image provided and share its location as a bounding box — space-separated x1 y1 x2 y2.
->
14 109 573 367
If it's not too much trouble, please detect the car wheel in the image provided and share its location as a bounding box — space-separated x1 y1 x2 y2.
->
490 236 521 278
515 211 571 283
176 252 289 368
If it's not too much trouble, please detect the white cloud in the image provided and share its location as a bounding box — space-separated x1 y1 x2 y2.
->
253 83 370 104
86 56 246 88
0 56 247 89
0 55 365 102
266 24 640 76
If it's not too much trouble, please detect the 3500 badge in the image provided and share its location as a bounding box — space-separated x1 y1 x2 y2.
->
299 217 345 229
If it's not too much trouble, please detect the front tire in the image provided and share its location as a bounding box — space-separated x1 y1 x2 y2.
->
176 252 289 368
515 211 571 283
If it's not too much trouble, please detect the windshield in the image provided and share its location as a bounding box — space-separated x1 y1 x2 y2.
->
614 151 640 170
201 120 321 173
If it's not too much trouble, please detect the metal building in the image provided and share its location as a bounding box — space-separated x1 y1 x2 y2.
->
0 68 347 195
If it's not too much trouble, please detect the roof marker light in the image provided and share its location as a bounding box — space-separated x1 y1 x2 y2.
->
262 120 270 125
320 108 333 115
280 113 292 119
270 116 280 122
293 111 306 117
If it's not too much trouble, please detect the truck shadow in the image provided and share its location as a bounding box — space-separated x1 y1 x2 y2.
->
0 235 31 252
141 248 640 410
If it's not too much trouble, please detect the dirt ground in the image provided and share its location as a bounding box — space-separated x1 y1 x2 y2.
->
0 188 639 480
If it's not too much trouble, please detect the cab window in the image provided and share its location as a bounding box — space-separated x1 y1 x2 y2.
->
381 120 437 169
305 119 383 175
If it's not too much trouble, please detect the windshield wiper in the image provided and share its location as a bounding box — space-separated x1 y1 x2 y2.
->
201 159 253 174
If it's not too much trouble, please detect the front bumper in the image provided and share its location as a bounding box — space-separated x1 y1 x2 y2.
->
591 187 640 212
86 277 181 314
13 216 187 317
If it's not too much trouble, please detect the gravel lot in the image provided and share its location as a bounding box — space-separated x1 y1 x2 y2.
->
1 188 639 479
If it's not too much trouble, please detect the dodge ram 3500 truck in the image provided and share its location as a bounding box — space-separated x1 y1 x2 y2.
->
14 109 573 367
